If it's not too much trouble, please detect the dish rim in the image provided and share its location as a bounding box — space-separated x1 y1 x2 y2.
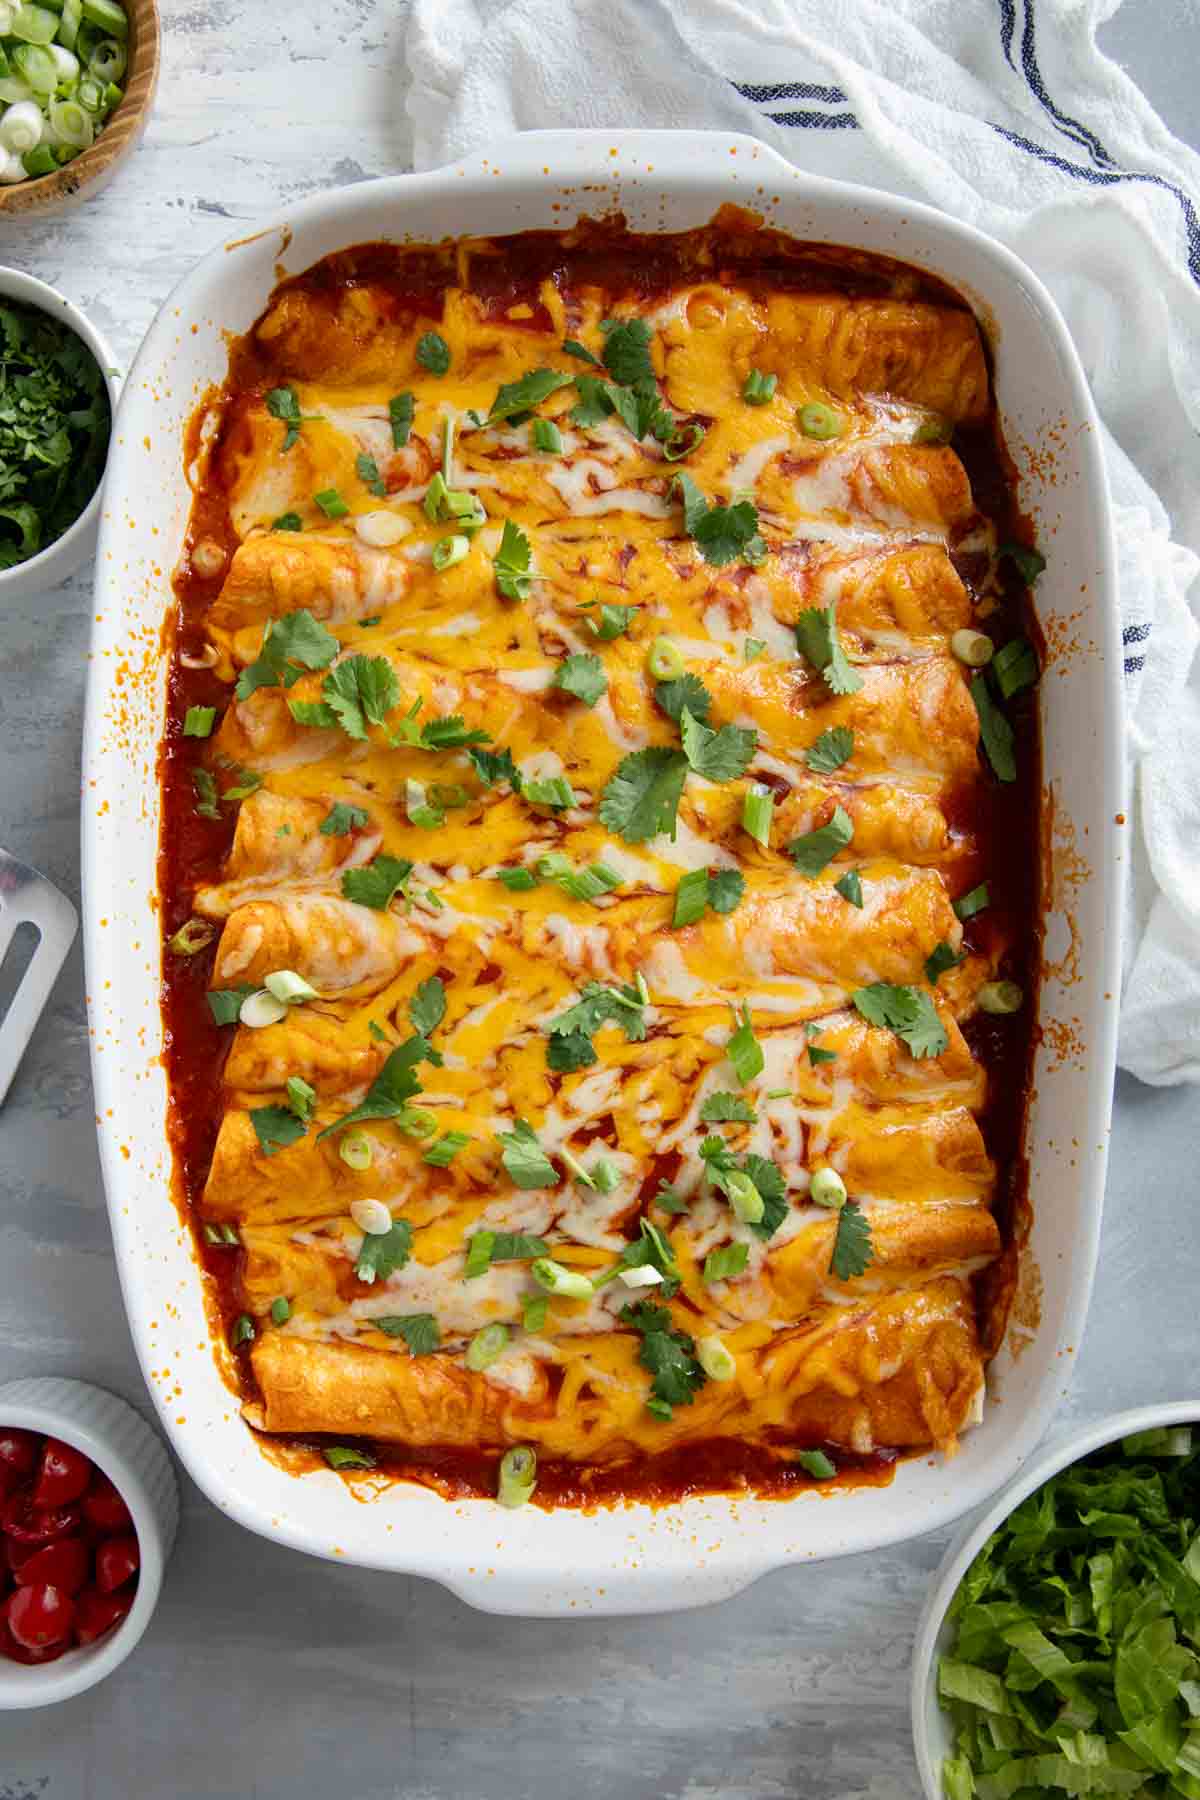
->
83 128 1124 1615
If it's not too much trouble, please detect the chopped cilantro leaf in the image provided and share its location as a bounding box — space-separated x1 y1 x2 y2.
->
926 941 965 984
341 854 413 911
834 868 864 908
727 1003 764 1085
193 769 221 820
562 338 601 367
679 707 757 782
599 747 689 843
319 655 400 741
468 745 521 789
408 976 446 1037
272 512 302 532
999 540 1046 585
318 1036 438 1138
709 869 746 914
356 452 387 497
621 1300 707 1416
742 1154 788 1240
494 517 533 602
415 332 450 375
388 392 414 447
249 1105 307 1158
546 1031 596 1073
235 609 339 700
672 866 745 927
795 602 863 696
498 1119 558 1190
805 726 854 774
829 1200 873 1281
319 801 370 836
655 672 712 725
700 1093 757 1123
601 316 655 387
851 983 948 1060
704 1242 749 1284
587 602 638 640
374 1312 439 1354
553 652 606 707
671 471 765 567
787 805 855 877
487 367 573 423
354 1219 413 1284
568 374 615 429
207 985 255 1026
266 385 308 451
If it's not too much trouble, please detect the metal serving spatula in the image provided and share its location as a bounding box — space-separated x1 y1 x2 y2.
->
0 847 78 1110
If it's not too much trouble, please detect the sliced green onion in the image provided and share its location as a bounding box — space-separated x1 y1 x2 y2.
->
954 883 990 921
951 628 994 669
495 866 538 892
977 979 1023 1015
270 1296 291 1325
466 1323 510 1372
673 867 710 928
913 416 951 446
47 94 91 142
202 1221 239 1247
559 1147 595 1189
0 77 32 104
810 1166 847 1210
743 369 778 406
86 32 122 79
797 402 842 440
796 1448 837 1479
167 917 214 956
182 704 215 737
522 1294 548 1334
323 1444 375 1472
497 1444 537 1508
646 636 685 681
742 783 774 847
12 6 58 46
423 1130 471 1167
744 637 766 662
724 1169 764 1225
14 42 57 93
697 1336 736 1382
229 1313 255 1347
992 636 1040 700
432 533 469 572
57 0 80 47
21 142 54 175
530 1258 593 1300
80 0 127 35
350 1197 392 1235
313 487 349 520
263 968 320 1006
591 1158 620 1195
531 418 563 455
239 988 288 1029
0 97 40 150
339 1130 374 1171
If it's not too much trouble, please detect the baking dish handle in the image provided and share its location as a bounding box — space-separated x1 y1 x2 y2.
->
444 1558 775 1619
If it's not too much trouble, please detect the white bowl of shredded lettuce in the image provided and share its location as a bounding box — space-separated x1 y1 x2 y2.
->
912 1402 1200 1800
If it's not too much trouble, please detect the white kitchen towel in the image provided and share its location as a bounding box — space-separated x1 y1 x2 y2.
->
403 0 1200 1084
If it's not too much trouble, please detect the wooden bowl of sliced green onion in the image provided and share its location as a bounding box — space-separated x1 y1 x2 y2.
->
0 0 157 215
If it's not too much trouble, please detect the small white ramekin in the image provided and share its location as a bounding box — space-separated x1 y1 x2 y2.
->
0 1376 179 1709
911 1399 1200 1799
0 267 120 602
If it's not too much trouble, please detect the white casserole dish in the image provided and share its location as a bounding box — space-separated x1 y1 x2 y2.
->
83 128 1122 1617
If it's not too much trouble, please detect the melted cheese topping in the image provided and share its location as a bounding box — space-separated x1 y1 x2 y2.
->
180 232 1020 1479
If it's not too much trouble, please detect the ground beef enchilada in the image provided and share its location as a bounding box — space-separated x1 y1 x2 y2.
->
159 217 1040 1507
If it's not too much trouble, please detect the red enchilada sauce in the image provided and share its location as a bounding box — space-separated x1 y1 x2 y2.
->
159 217 1041 1509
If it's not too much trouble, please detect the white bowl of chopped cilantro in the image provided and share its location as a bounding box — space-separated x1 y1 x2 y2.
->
0 266 116 597
912 1402 1200 1800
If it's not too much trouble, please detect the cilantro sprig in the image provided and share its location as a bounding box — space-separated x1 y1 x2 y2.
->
620 1300 708 1420
235 610 339 701
851 983 948 1060
794 603 863 696
671 471 766 567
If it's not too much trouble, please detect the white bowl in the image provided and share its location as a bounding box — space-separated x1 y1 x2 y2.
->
0 1377 179 1709
910 1398 1200 1798
0 268 120 602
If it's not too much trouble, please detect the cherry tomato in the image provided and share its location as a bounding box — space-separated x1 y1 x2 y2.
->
0 1429 38 1481
5 1582 74 1650
1 1485 81 1545
74 1583 132 1645
0 1618 67 1664
81 1472 132 1535
33 1438 92 1509
14 1536 90 1595
4 1535 39 1573
95 1534 139 1594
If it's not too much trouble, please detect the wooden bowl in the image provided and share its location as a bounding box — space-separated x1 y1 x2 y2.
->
0 0 160 219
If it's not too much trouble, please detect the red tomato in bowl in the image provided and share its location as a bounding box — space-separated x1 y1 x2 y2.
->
33 1439 92 1509
74 1583 132 1645
95 1535 139 1594
14 1536 90 1595
5 1581 74 1651
2 1485 82 1545
81 1472 132 1535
